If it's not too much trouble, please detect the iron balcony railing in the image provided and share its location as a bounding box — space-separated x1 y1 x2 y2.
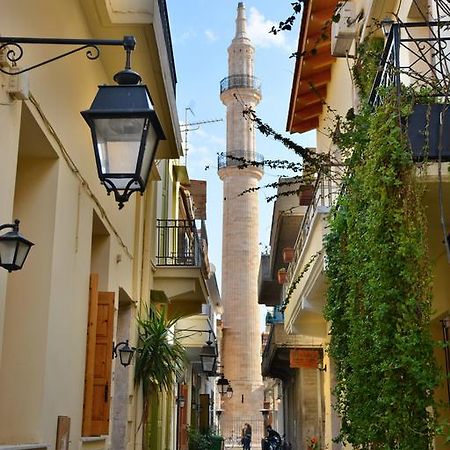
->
220 74 261 94
217 150 264 170
156 219 203 267
286 172 339 284
369 21 450 107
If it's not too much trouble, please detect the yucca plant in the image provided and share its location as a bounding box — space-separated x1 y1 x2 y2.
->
134 304 186 444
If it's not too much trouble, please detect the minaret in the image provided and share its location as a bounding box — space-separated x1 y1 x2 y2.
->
218 2 264 442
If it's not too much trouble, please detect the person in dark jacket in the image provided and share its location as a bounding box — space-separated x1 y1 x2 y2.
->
241 423 252 450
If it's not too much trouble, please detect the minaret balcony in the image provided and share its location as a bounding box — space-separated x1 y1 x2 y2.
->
220 74 261 95
217 150 264 171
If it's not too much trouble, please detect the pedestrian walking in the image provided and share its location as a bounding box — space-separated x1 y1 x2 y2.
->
241 423 252 450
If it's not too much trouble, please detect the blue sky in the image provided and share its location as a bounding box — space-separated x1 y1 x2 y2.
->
168 1 315 287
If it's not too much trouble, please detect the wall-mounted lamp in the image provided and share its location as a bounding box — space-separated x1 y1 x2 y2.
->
215 408 223 418
217 373 230 396
176 395 186 408
0 35 165 209
112 340 135 367
226 385 234 399
200 333 218 374
0 219 34 272
318 361 327 372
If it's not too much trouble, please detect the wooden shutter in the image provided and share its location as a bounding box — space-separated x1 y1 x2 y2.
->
179 384 189 450
82 274 115 436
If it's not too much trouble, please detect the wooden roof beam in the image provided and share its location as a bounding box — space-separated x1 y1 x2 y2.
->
294 103 324 121
290 117 320 134
298 69 332 94
296 87 327 108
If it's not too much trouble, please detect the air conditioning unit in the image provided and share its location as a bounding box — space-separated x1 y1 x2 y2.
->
331 1 357 57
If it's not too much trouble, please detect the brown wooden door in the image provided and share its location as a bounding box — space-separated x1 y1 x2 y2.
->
82 274 115 436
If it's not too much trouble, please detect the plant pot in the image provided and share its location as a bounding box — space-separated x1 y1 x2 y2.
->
299 185 315 206
282 247 294 263
408 104 450 161
277 269 287 284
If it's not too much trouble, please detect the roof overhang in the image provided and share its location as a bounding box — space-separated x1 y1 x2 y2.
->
287 0 338 133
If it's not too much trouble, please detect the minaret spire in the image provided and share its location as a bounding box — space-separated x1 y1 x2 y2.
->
235 2 249 41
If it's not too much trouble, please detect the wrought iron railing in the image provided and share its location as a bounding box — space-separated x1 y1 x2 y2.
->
217 150 264 170
158 0 177 93
369 21 450 107
156 219 202 267
220 74 261 94
286 173 339 283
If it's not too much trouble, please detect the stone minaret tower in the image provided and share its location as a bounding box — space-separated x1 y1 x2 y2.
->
218 2 264 442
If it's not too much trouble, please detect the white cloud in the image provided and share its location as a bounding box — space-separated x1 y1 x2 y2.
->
185 129 226 171
246 7 294 52
205 29 218 42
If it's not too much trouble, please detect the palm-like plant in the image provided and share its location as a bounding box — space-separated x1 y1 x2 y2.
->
134 304 186 437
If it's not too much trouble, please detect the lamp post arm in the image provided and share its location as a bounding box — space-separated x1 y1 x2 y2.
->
0 36 136 76
0 219 20 232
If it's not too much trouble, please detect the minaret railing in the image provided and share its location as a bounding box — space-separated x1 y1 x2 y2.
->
220 74 261 94
217 150 264 170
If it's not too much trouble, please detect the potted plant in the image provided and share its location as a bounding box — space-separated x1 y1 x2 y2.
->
277 268 287 284
282 247 294 263
306 436 319 450
134 305 187 450
407 103 450 161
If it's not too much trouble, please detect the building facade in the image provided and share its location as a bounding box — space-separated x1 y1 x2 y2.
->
0 2 219 450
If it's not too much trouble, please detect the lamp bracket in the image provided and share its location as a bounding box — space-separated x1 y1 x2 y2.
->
0 36 136 76
0 219 19 232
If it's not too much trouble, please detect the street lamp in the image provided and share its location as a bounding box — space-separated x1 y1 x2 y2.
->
176 395 186 408
217 373 230 396
226 385 234 399
112 340 135 367
0 219 34 272
0 35 165 209
200 337 218 374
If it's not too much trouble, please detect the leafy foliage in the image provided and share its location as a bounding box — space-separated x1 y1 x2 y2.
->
187 426 223 450
324 95 439 449
134 304 186 432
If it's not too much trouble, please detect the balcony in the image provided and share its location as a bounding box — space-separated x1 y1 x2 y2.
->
261 318 322 380
369 21 450 161
153 220 209 317
220 74 261 95
283 172 339 336
217 150 264 173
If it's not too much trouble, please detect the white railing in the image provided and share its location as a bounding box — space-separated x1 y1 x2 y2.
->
286 173 339 284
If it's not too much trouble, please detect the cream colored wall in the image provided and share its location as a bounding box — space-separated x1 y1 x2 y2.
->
0 1 173 449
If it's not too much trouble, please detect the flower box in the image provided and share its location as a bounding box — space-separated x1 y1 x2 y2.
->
408 104 450 161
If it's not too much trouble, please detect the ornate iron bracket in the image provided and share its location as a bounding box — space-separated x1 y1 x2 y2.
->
0 35 136 76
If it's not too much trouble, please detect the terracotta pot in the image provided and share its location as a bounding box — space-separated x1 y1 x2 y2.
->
282 247 294 263
277 269 287 284
299 185 315 206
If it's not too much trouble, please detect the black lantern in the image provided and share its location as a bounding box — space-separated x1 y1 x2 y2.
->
200 338 218 374
176 395 186 408
112 340 135 367
226 385 234 399
217 374 230 396
0 220 34 272
81 44 165 209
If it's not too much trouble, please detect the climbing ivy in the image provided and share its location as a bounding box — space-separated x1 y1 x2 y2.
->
324 93 439 448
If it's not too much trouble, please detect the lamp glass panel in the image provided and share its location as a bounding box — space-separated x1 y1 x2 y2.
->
201 355 216 373
139 118 159 180
119 348 134 366
0 239 17 265
14 240 32 268
93 118 145 175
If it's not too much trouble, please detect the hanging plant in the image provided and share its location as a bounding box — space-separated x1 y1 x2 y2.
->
324 93 439 449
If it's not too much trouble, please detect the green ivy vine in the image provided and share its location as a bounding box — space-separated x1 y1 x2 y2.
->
324 91 439 448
